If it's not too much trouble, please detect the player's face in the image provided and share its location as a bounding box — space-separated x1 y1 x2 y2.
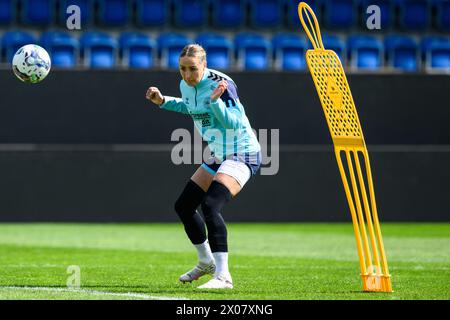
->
179 56 206 87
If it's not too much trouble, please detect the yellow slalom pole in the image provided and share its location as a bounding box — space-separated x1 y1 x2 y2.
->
298 2 392 292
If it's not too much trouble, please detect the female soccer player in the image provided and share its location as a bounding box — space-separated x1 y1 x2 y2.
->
145 44 261 289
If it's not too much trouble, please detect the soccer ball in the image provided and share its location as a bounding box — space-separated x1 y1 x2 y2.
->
12 44 51 84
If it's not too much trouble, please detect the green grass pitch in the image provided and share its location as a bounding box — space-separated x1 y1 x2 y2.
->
0 223 448 300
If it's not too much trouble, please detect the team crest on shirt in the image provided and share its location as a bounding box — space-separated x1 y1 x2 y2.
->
185 97 190 104
204 97 211 106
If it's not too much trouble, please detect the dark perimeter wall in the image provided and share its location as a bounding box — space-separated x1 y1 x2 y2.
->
0 70 449 222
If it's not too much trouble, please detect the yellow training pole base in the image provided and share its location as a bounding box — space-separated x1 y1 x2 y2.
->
298 2 393 293
361 274 393 293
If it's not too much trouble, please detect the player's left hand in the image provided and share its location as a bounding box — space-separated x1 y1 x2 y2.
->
211 80 228 102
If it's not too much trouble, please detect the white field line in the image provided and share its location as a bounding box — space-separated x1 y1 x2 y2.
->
0 286 188 300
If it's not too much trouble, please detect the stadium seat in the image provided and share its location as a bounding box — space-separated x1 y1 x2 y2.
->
323 0 355 29
135 0 167 26
360 0 394 29
421 35 449 60
347 35 383 70
235 33 270 70
97 0 130 26
20 0 54 25
421 36 450 71
434 0 450 30
322 34 346 64
40 31 78 68
157 32 191 69
211 0 245 28
195 33 232 69
272 33 308 71
80 32 118 68
426 42 450 71
0 0 15 25
119 32 155 69
249 0 283 28
173 0 208 28
59 0 94 27
397 0 431 30
1 31 36 63
286 0 321 28
384 35 418 71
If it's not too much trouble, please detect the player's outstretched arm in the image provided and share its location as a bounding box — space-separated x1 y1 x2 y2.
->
210 80 244 129
145 86 189 114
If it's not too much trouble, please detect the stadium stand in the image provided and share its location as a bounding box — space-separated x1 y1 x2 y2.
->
347 34 383 70
323 0 356 29
2 30 36 62
249 0 283 29
397 0 431 31
40 30 78 67
97 0 130 27
80 31 117 68
20 0 54 26
0 0 447 72
195 32 233 69
157 32 191 69
211 0 245 28
235 32 271 70
119 31 155 68
135 0 167 27
174 0 208 28
272 32 308 70
0 0 15 25
384 34 419 71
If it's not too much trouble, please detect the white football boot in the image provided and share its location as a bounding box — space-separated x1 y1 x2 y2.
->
179 262 216 283
197 274 233 289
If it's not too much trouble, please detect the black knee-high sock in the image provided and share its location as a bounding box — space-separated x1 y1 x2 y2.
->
201 181 232 252
174 180 206 245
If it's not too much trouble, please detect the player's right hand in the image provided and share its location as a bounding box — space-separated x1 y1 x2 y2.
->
146 87 164 105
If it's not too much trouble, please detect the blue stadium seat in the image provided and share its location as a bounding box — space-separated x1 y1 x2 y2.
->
59 0 94 27
421 35 448 60
434 0 450 30
249 0 283 28
322 34 345 64
286 0 321 28
157 33 191 69
272 33 308 70
20 0 54 25
426 42 450 71
421 36 450 71
397 0 431 30
80 32 118 68
195 33 232 69
347 35 383 70
235 33 270 70
135 0 167 26
211 0 245 28
384 35 418 71
0 0 15 25
40 31 78 68
1 31 36 63
174 0 208 28
98 0 130 26
119 32 155 69
360 0 394 29
323 0 355 28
